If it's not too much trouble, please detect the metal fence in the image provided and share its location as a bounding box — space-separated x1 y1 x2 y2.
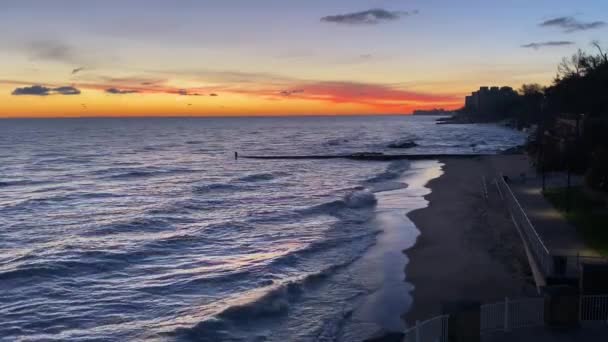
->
580 295 608 322
480 297 545 335
497 175 555 276
403 315 449 342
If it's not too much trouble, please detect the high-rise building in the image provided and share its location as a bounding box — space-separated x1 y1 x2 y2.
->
464 86 518 117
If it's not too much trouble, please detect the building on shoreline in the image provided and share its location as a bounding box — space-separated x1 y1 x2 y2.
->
412 108 454 116
464 86 518 118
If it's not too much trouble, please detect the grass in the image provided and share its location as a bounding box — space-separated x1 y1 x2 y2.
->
544 186 608 256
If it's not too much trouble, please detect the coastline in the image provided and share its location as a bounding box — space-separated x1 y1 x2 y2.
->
351 160 444 341
403 155 536 323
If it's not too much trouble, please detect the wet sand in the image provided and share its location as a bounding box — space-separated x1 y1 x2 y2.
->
404 156 536 323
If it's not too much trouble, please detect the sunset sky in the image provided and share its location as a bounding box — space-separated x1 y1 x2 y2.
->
1 0 607 117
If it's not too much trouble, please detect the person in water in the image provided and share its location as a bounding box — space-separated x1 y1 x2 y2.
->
234 151 238 160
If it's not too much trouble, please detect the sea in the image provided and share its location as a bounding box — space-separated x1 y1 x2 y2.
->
0 116 525 341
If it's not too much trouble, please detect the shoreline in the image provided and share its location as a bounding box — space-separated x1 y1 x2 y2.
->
403 155 536 323
353 160 443 340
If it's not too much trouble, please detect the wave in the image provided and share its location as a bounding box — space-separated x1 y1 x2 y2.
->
0 258 127 283
170 252 369 341
343 189 377 208
82 217 172 236
324 137 350 146
300 188 377 222
33 156 93 165
2 192 122 212
237 171 289 183
162 186 381 339
103 168 193 180
193 183 242 194
268 231 379 269
138 227 379 297
365 160 410 184
0 180 50 188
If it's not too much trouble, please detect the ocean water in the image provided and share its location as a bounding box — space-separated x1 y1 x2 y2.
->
0 116 525 341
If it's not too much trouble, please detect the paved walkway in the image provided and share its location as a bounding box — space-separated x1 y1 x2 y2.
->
487 155 597 257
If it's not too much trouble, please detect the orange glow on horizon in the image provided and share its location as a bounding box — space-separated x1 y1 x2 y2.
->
0 83 464 118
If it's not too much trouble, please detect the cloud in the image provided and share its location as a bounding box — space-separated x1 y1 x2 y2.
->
280 89 304 96
321 8 418 25
105 88 140 94
12 85 81 96
72 67 85 75
291 81 457 104
540 16 606 32
27 40 78 63
53 86 81 95
177 89 203 96
11 85 50 96
521 41 575 49
6 68 458 111
224 80 460 111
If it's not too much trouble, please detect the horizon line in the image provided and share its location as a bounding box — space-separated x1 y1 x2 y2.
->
0 113 420 120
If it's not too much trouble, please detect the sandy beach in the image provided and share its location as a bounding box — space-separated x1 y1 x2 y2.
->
404 155 537 323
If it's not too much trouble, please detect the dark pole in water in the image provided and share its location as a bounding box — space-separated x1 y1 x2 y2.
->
234 151 238 160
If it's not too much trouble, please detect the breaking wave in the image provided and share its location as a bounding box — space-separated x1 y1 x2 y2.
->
365 160 410 183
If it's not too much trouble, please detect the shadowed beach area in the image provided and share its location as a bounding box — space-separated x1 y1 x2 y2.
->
404 156 538 323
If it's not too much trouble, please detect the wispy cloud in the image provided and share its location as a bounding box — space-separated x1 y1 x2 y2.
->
286 81 457 106
540 16 606 32
53 86 81 95
279 89 304 96
321 9 418 25
521 41 575 49
12 85 81 96
27 40 79 63
177 89 203 96
72 67 85 75
105 88 140 94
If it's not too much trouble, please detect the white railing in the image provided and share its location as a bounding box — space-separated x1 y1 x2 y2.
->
412 295 608 339
480 297 545 334
580 295 608 322
497 176 555 276
480 300 506 333
403 315 449 342
511 298 545 328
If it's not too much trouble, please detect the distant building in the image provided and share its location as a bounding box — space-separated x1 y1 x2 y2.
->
412 108 453 116
463 86 518 118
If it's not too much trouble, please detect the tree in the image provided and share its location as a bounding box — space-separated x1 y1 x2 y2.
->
517 84 544 127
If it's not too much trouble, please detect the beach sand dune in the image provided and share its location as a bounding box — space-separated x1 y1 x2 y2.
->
405 156 536 323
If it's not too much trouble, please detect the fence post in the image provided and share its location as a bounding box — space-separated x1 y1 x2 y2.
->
579 294 583 322
415 320 421 342
504 297 510 332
